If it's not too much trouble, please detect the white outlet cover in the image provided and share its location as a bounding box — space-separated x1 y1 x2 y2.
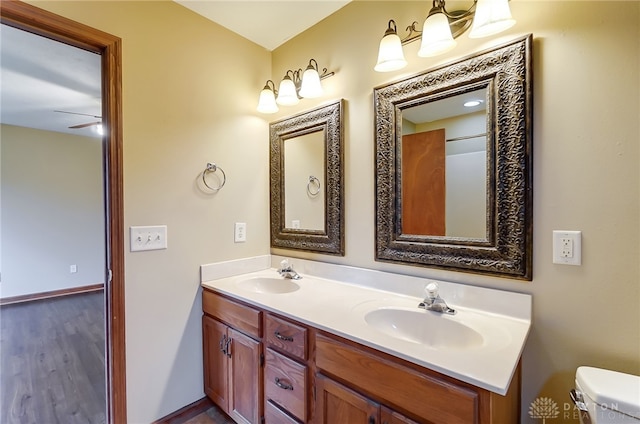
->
553 230 582 265
234 222 247 243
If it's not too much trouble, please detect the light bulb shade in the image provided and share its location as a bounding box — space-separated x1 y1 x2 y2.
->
418 12 456 57
276 76 299 106
257 86 278 113
299 67 323 98
374 32 407 72
469 0 516 38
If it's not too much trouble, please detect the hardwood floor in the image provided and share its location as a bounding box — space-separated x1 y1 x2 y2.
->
0 291 106 424
182 406 235 424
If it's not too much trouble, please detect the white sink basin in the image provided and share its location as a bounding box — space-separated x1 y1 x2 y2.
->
237 277 300 294
364 307 484 349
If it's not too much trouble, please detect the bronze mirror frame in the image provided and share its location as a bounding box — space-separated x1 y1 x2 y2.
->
374 35 533 280
270 100 344 255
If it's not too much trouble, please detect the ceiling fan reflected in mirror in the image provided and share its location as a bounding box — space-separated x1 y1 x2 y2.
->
54 110 104 135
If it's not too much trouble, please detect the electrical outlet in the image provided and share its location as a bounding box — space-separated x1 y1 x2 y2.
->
234 222 247 243
70 264 77 273
553 230 581 265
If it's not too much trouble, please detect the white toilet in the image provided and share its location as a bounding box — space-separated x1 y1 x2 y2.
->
572 366 640 423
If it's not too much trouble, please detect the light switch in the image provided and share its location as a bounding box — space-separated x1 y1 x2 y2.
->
130 225 168 252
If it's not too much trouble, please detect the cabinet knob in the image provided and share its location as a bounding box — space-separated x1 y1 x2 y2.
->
369 416 376 424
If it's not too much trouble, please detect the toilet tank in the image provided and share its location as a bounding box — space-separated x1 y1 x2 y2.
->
575 366 640 423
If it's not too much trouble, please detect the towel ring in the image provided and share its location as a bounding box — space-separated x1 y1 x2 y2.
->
202 162 226 191
307 175 320 196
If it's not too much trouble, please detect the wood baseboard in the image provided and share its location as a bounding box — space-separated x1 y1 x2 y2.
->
152 397 214 424
0 283 104 306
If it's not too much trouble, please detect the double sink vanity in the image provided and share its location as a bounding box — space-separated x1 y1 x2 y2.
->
202 33 534 424
201 257 531 424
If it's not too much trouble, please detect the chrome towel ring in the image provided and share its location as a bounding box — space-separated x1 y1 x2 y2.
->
307 175 320 196
202 162 226 191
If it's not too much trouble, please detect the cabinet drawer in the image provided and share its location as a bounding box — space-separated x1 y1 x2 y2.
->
265 348 307 422
202 289 262 338
265 314 307 360
265 401 301 424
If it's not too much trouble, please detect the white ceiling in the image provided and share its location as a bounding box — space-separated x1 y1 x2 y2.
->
174 1 352 51
0 1 351 137
0 24 102 138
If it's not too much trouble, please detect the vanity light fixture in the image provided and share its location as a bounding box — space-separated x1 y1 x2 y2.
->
374 0 516 72
277 71 300 106
257 59 335 114
257 80 279 114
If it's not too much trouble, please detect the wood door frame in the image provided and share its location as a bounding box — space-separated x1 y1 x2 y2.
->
0 1 126 422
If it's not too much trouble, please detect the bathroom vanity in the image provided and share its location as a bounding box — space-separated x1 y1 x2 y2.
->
201 262 530 424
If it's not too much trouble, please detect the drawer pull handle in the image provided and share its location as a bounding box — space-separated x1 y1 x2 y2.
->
369 416 376 424
274 331 294 342
219 335 228 355
225 337 232 358
274 377 293 391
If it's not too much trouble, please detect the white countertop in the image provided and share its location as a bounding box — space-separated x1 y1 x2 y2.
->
201 265 531 395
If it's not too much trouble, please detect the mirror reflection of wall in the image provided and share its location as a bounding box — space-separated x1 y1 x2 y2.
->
284 130 325 231
401 88 487 239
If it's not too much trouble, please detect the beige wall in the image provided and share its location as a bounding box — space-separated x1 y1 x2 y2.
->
23 1 639 423
28 1 271 422
270 1 640 422
1 124 105 297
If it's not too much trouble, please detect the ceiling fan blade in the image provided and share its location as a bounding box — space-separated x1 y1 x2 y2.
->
55 110 102 119
69 121 101 129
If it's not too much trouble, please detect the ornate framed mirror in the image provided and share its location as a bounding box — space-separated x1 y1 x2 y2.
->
270 100 344 255
374 35 532 279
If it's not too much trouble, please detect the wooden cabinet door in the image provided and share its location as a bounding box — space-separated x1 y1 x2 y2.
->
315 375 379 424
202 315 229 412
228 327 263 424
380 406 420 424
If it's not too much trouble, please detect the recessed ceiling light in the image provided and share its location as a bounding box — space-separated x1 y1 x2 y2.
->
464 100 482 107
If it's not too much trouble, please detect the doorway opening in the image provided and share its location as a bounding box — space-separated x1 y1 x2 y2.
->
0 2 125 422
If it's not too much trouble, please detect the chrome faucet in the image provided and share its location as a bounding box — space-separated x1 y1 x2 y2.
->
277 259 302 280
418 282 456 315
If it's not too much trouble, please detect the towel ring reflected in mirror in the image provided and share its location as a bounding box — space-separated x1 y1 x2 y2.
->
307 175 321 196
202 162 226 192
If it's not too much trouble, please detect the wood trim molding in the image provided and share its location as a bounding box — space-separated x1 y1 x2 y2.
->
152 397 214 424
0 1 126 422
0 284 104 306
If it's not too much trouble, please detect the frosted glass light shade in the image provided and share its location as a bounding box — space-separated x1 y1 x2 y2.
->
299 67 323 98
418 12 456 57
374 32 407 72
257 86 278 114
276 76 299 106
469 0 515 38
